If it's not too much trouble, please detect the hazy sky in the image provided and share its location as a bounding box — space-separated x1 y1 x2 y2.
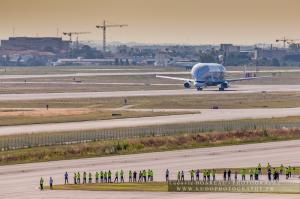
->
0 0 299 45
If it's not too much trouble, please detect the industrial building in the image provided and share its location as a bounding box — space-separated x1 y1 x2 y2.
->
0 37 70 55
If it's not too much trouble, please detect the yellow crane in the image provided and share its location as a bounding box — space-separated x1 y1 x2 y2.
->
63 32 91 49
96 20 128 52
276 37 295 48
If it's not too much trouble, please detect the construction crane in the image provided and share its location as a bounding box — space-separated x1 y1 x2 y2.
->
63 32 91 49
96 20 128 52
276 37 295 48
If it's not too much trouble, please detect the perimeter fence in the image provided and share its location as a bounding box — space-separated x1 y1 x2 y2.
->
1 119 299 151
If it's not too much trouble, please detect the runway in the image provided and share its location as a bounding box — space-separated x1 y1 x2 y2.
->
0 85 300 101
1 107 300 135
0 71 189 80
0 81 182 86
0 69 299 80
0 140 299 198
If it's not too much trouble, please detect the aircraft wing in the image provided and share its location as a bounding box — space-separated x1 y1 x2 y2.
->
156 75 194 82
226 76 272 82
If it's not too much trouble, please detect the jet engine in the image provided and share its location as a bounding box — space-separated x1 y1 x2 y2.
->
183 81 192 88
221 81 229 88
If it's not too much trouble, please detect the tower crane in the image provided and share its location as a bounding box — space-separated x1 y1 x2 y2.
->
96 20 128 52
63 32 91 49
276 37 294 48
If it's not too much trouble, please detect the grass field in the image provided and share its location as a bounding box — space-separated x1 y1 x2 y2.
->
1 127 299 165
0 92 299 109
0 108 184 126
0 65 182 75
48 182 168 192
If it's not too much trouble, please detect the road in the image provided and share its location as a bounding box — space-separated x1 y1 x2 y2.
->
1 107 300 135
0 85 300 101
0 140 299 199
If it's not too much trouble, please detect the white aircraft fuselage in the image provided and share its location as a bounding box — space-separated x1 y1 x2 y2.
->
156 62 270 91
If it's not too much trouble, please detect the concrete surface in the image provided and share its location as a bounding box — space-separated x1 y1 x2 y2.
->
0 140 300 198
1 107 300 135
0 85 300 101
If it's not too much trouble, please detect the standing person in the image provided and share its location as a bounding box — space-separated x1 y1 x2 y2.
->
64 172 69 184
268 168 272 181
249 169 254 181
166 169 170 182
280 164 284 175
40 177 44 191
190 170 195 181
108 170 112 183
196 169 200 181
288 166 292 178
104 171 107 183
254 168 259 181
73 173 77 184
138 171 142 182
151 170 154 181
223 170 227 181
95 172 99 183
258 163 262 175
177 171 181 181
241 169 246 181
143 170 147 182
77 172 81 184
120 170 124 183
133 171 137 182
129 170 132 182
49 177 53 190
272 168 276 181
88 172 92 183
208 170 211 181
148 169 151 181
234 171 238 181
203 169 207 181
212 169 216 181
114 170 119 183
227 169 231 181
267 163 271 171
100 171 104 183
181 171 185 181
83 172 87 184
285 167 289 179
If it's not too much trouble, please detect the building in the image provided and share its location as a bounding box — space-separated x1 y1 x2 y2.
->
1 37 70 55
254 48 287 60
220 44 240 54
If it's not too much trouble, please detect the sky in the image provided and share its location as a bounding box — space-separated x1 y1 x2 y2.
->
0 0 300 45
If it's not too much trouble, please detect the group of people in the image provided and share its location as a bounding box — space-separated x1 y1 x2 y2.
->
65 169 155 185
40 163 297 190
173 169 217 182
267 163 294 181
168 163 296 182
39 177 53 191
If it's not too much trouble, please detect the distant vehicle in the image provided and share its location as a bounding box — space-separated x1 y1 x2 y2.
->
156 63 271 91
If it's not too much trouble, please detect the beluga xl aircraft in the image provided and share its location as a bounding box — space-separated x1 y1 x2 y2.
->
156 63 270 91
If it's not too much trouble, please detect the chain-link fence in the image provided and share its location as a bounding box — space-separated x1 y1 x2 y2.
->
1 119 300 151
